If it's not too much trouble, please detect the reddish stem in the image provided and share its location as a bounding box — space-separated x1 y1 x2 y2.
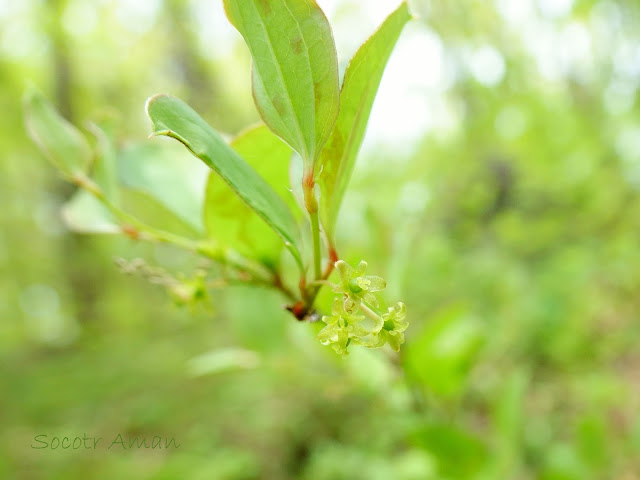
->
323 245 339 279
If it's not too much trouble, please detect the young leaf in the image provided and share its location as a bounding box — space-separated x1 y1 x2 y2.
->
223 0 340 165
88 122 120 205
205 124 296 264
146 94 302 265
23 88 92 179
230 124 296 212
317 3 411 237
62 190 119 234
118 139 208 233
119 188 202 236
61 122 122 234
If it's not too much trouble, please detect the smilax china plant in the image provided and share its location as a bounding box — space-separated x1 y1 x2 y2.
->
24 1 412 357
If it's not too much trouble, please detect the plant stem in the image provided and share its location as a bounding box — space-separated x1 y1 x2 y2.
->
301 169 325 311
322 241 339 279
310 210 322 280
75 174 293 299
308 279 335 288
360 302 383 323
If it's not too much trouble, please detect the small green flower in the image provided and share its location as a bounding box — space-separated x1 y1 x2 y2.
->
168 271 208 307
333 260 386 310
369 302 408 352
319 259 408 357
317 299 370 357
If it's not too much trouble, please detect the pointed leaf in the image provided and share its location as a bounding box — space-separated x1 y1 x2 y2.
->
205 124 296 264
223 0 339 164
146 94 301 264
23 88 92 178
317 3 411 237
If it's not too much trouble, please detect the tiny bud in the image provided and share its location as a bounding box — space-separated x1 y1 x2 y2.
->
122 225 140 240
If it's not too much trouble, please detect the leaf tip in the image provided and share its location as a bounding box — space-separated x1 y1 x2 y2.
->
144 93 170 117
392 2 413 22
401 2 417 21
145 94 175 137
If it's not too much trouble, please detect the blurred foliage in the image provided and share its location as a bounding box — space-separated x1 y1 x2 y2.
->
2 0 640 479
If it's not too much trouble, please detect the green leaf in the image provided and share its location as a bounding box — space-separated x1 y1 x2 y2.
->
288 151 306 214
61 122 120 235
23 88 92 179
119 188 202 236
88 122 120 205
61 190 119 234
146 94 302 265
204 123 296 265
317 3 410 237
223 0 339 165
118 139 208 233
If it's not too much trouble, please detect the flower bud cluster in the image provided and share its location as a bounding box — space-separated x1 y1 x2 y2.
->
317 260 408 357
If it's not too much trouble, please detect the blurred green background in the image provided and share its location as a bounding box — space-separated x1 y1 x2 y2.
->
2 0 640 478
